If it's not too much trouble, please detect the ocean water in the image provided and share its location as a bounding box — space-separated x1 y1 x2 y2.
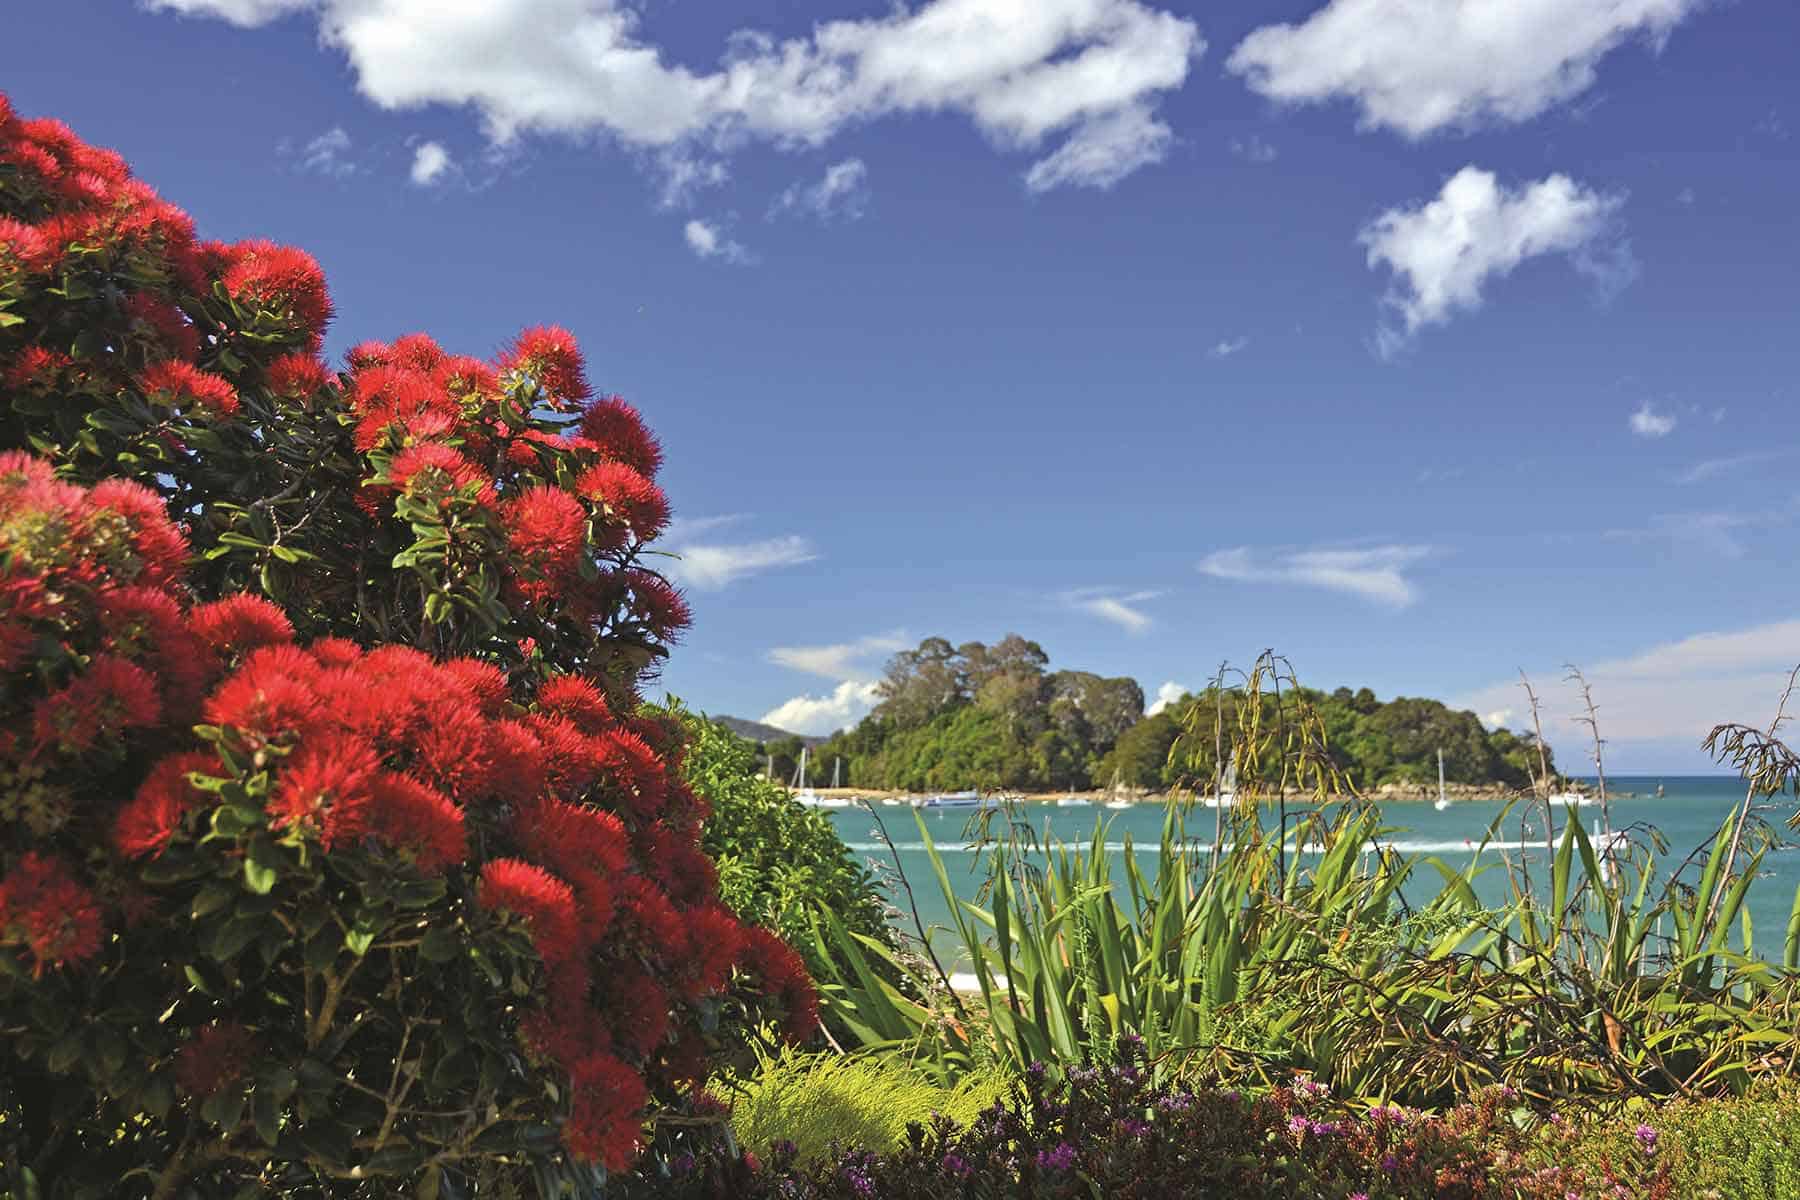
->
824 776 1800 964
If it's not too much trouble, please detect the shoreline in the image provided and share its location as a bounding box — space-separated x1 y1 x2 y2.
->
790 784 1623 806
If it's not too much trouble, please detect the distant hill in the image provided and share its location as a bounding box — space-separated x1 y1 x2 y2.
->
711 715 830 748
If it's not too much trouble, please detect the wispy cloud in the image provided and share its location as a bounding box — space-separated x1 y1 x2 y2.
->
1065 588 1161 634
1199 543 1432 608
409 140 454 186
1229 134 1277 164
1629 401 1676 438
1605 510 1766 559
1675 449 1785 485
684 218 753 265
772 158 869 222
660 515 817 589
1209 336 1250 359
287 127 356 178
769 631 910 681
1457 618 1800 754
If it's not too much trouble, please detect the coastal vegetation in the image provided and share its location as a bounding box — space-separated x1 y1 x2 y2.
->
7 94 1800 1200
779 634 1551 794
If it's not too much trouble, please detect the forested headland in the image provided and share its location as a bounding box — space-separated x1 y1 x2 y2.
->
742 635 1554 794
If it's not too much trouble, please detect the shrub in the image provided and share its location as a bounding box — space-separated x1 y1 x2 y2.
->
627 1043 1686 1199
0 94 814 1198
678 711 890 972
720 1049 1006 1164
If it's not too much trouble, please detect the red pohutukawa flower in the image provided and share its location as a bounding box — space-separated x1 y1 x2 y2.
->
564 1052 648 1171
0 852 104 973
478 858 582 967
173 1023 257 1097
387 442 492 505
114 751 217 859
264 352 332 399
738 927 822 1044
31 654 162 756
502 485 586 573
500 324 590 407
87 477 191 589
138 359 239 417
267 732 380 847
575 461 669 544
217 239 333 345
535 674 613 736
579 395 664 478
365 771 465 873
188 594 296 662
622 568 692 641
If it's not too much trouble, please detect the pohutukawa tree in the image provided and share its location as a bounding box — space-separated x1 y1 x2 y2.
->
0 93 815 1198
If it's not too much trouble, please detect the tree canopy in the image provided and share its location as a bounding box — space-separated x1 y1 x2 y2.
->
783 637 1552 794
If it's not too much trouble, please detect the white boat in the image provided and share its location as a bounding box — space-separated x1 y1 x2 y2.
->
1200 762 1238 810
1104 796 1134 810
1549 789 1595 808
797 795 852 809
1056 795 1092 808
1433 749 1451 811
880 797 907 807
914 790 993 810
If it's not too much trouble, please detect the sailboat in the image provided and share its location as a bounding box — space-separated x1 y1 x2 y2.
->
1433 749 1451 811
792 749 851 809
1547 786 1595 808
1056 795 1092 808
1104 768 1133 809
1200 761 1238 809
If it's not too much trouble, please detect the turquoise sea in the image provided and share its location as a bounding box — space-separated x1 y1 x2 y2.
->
824 776 1800 964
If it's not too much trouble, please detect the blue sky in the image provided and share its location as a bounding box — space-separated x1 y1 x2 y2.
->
6 1 1797 770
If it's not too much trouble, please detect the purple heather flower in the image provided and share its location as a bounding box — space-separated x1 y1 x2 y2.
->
1380 1153 1399 1173
1351 1193 1370 1200
670 1152 695 1176
942 1153 972 1178
1156 1093 1193 1113
840 1166 875 1197
1636 1124 1658 1153
1121 1118 1151 1137
1036 1142 1078 1172
1288 1116 1311 1136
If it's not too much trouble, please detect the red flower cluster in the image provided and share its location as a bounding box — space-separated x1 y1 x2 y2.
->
0 852 103 975
342 327 690 643
0 452 204 759
173 1022 258 1098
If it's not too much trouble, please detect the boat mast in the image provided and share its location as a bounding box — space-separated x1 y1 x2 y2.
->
1437 748 1446 806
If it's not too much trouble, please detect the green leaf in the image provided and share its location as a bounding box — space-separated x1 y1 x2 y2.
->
210 916 265 962
344 926 376 957
418 924 460 963
244 856 278 895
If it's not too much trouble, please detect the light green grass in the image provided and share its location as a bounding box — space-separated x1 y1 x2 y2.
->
719 1049 1008 1164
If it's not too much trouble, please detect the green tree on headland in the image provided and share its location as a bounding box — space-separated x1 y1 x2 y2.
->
795 637 1552 793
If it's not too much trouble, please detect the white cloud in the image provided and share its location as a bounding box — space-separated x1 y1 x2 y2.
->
409 140 453 185
1360 166 1624 356
769 631 910 681
683 218 753 264
667 536 815 587
1228 0 1705 139
1146 680 1188 716
660 516 817 588
761 679 883 736
1022 102 1173 192
1483 708 1515 730
1676 450 1785 485
773 158 870 220
1229 133 1277 163
655 148 731 208
1457 618 1800 753
1209 336 1250 358
292 126 355 177
153 0 1203 195
1199 543 1432 608
146 0 312 25
1628 400 1676 437
1066 588 1160 634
